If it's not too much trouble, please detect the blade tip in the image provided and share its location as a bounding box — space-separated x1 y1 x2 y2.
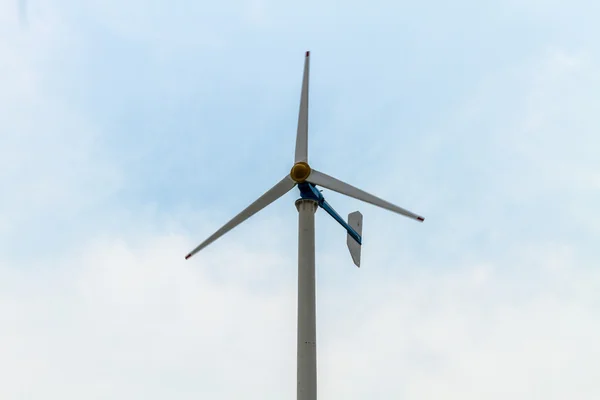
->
185 254 192 260
306 50 310 57
417 216 425 222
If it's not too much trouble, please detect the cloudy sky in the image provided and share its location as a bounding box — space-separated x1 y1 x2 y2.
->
1 0 599 398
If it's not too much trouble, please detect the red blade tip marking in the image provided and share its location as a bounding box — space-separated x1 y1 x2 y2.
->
185 254 191 260
417 217 425 222
306 51 310 57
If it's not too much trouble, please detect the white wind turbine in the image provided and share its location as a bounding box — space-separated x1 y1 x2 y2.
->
185 51 424 400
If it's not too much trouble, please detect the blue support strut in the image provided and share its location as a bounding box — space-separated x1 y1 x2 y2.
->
298 183 362 245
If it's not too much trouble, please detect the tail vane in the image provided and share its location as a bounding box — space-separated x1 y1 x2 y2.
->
347 211 363 267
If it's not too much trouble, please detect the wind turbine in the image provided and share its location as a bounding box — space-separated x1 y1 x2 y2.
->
185 51 424 400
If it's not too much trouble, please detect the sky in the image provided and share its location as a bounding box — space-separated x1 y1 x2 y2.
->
1 0 599 398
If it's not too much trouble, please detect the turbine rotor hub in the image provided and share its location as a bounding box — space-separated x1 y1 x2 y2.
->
290 162 311 183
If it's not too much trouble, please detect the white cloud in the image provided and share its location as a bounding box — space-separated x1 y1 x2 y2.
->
1 227 598 399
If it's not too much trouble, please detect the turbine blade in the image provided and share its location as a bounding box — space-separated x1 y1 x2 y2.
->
185 175 296 260
306 169 425 222
294 51 310 163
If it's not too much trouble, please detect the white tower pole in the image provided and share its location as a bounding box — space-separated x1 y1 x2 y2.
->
295 198 318 400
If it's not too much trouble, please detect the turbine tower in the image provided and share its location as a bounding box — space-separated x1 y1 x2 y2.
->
185 51 424 400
